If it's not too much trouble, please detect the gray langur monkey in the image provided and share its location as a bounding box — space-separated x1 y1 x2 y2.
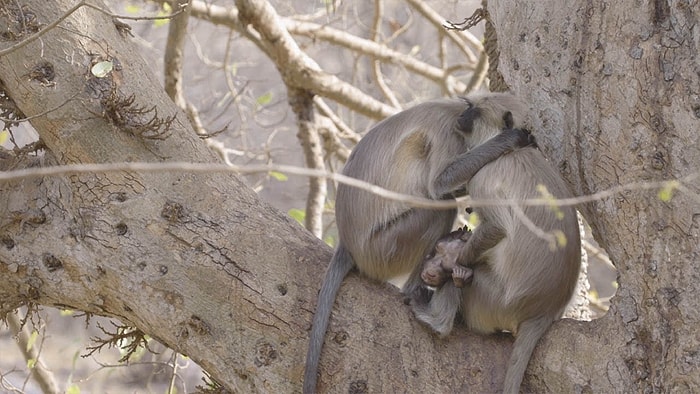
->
410 93 581 394
303 97 535 394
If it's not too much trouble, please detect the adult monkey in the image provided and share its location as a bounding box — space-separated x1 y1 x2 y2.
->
303 96 534 393
411 93 581 394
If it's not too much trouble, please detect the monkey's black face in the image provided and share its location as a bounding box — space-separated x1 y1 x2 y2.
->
457 104 480 132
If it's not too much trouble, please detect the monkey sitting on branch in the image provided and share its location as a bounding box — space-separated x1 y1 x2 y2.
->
303 96 536 394
410 93 581 394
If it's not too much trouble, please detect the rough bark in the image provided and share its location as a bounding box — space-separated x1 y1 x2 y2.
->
490 0 700 392
1 0 698 392
0 1 512 392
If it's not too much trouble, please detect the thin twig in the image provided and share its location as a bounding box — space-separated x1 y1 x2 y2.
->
313 97 361 143
404 0 482 60
6 312 59 394
371 0 401 108
0 161 697 210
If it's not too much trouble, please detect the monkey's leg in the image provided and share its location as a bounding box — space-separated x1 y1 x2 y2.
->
431 128 530 198
412 282 462 336
458 221 506 266
397 208 456 295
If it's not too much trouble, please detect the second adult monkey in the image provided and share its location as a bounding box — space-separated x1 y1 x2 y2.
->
303 97 534 393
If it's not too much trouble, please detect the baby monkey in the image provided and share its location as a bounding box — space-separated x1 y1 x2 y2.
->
421 227 473 288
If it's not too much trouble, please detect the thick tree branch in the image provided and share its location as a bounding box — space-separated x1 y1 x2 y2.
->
233 0 396 120
188 1 468 112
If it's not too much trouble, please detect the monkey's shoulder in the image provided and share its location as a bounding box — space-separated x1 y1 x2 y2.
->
472 147 572 198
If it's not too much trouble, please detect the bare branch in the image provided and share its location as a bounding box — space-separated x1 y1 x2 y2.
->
404 0 482 60
313 97 361 144
164 0 191 109
289 89 327 238
6 312 59 394
0 162 696 211
187 1 469 116
198 0 395 120
371 0 401 108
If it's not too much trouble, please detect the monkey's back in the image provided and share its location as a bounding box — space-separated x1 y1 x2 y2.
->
464 147 581 333
336 99 471 280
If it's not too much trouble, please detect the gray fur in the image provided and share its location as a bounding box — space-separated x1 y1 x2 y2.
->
411 93 581 393
303 97 532 393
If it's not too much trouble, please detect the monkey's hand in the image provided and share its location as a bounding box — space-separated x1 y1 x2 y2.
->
501 127 536 150
521 128 538 148
452 265 473 288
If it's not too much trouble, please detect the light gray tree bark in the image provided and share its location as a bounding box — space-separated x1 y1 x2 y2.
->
1 0 698 392
489 0 699 391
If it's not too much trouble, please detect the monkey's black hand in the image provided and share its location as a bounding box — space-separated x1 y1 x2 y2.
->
504 127 536 149
521 128 538 148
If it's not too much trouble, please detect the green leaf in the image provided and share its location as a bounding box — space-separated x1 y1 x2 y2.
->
256 91 273 106
90 61 113 78
66 384 81 394
536 183 565 220
27 358 36 369
60 309 74 316
125 4 140 14
553 230 567 248
26 330 39 352
288 208 306 224
466 212 481 229
269 171 288 181
154 3 172 28
0 129 8 144
658 180 679 202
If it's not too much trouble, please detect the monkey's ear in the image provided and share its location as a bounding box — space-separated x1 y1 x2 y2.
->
503 111 514 129
458 106 480 132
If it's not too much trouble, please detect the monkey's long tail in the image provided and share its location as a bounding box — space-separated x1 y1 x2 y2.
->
503 315 554 394
303 245 354 394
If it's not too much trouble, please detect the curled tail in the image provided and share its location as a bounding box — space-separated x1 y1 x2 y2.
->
303 245 354 394
503 315 554 394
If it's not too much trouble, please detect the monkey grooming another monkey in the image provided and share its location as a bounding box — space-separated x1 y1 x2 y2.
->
303 97 534 394
421 227 473 288
411 93 581 394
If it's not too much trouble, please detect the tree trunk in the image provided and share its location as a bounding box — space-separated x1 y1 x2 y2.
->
1 0 698 392
489 0 700 391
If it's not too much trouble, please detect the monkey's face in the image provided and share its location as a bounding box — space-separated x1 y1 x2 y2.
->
421 256 451 287
420 239 460 287
456 93 528 146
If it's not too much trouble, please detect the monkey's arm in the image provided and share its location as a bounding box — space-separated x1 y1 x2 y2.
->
431 128 531 198
458 221 506 267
